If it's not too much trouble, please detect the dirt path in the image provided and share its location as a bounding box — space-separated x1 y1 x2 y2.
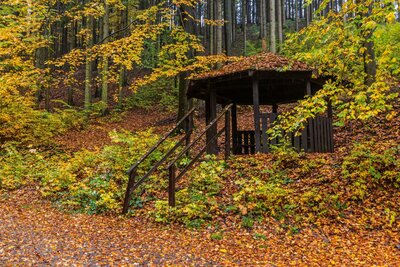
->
1 188 399 266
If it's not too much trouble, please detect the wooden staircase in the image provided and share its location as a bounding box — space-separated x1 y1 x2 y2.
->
122 104 233 214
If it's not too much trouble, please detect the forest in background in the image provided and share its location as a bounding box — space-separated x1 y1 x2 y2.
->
1 0 400 231
1 0 400 264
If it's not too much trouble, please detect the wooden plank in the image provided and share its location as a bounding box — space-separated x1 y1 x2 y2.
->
315 117 321 152
237 133 243 155
328 117 334 152
301 126 308 152
271 113 277 145
250 131 255 154
309 118 315 152
225 109 231 160
294 134 300 152
318 117 323 152
244 132 249 154
205 86 218 155
327 101 333 118
321 117 326 152
231 103 238 154
252 78 261 152
306 80 312 95
324 117 329 153
272 104 278 113
320 117 325 153
168 165 176 207
122 170 136 214
261 114 268 153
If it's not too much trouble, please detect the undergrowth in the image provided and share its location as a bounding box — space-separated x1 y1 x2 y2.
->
0 130 176 214
1 134 398 229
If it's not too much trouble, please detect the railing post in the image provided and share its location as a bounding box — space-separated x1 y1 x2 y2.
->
225 108 231 160
122 170 136 214
168 165 176 207
185 114 193 157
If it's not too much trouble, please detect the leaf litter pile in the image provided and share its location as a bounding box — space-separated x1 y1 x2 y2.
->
1 107 400 266
1 188 399 266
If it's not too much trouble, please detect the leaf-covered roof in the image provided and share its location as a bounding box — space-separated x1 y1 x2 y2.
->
191 52 312 80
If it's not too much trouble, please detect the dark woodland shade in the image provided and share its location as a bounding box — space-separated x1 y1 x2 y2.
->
188 52 326 105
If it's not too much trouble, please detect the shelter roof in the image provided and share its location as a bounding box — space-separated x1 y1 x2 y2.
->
191 52 312 80
188 53 325 105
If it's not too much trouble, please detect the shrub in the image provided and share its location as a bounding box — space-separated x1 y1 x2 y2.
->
0 145 48 190
153 156 226 227
39 129 177 214
341 140 400 200
126 78 177 111
0 86 86 146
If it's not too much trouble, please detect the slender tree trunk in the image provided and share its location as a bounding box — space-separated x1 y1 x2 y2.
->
118 0 129 108
232 0 236 42
397 1 400 22
209 0 214 54
216 0 223 54
35 22 50 111
294 0 301 32
277 0 283 49
101 1 109 114
243 0 247 55
260 0 267 51
224 0 233 55
84 15 93 111
364 4 376 85
269 0 276 53
177 4 196 121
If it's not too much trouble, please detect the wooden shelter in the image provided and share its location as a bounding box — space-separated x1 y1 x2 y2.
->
188 53 334 154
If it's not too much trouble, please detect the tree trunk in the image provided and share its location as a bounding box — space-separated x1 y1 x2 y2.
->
101 1 109 114
277 0 283 49
232 0 236 42
269 0 276 53
216 0 223 55
209 0 214 54
177 4 196 122
294 0 301 32
224 0 233 55
84 15 93 111
117 0 129 109
243 0 247 55
363 4 376 85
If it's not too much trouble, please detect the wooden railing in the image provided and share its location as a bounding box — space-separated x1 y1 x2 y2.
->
122 107 195 214
166 103 232 207
234 113 334 154
122 104 233 213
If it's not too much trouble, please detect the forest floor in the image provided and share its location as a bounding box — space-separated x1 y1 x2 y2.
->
1 106 400 266
1 187 399 266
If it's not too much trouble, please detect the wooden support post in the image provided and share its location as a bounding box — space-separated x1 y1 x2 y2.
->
272 104 278 114
231 103 238 154
206 85 218 155
306 79 314 152
168 165 176 207
306 79 312 95
327 100 333 118
185 114 193 157
225 108 231 160
327 100 334 152
252 78 261 153
122 170 136 214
